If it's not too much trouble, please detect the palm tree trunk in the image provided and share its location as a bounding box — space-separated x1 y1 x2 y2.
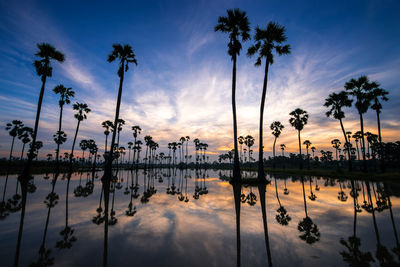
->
231 55 241 181
355 141 360 161
103 60 125 183
298 130 303 170
376 110 385 172
55 104 64 173
339 119 352 171
105 134 108 153
258 60 269 180
359 113 367 172
20 143 25 160
69 120 81 171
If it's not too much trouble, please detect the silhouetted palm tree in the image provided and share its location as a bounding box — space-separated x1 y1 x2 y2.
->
248 21 290 180
370 87 388 171
131 125 141 168
280 144 286 157
244 135 254 163
324 91 353 170
352 131 362 161
270 121 284 160
303 140 311 169
331 139 341 161
345 76 376 171
53 84 74 172
17 126 33 160
102 43 136 267
15 43 64 267
215 8 250 181
69 103 90 170
102 120 113 153
289 108 309 169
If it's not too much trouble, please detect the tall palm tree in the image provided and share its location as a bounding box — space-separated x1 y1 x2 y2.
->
131 125 141 168
15 44 64 267
53 84 75 172
324 91 353 171
102 120 113 153
244 135 254 163
17 126 33 160
311 146 316 158
303 140 311 169
215 8 250 181
270 121 284 159
280 144 286 157
69 103 90 169
238 136 244 163
370 87 389 172
104 43 137 180
331 139 341 161
180 137 186 164
345 76 376 172
352 131 362 161
248 21 290 180
5 120 24 163
289 108 308 169
185 136 190 165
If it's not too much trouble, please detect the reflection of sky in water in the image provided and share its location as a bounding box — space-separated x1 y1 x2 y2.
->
1 169 400 266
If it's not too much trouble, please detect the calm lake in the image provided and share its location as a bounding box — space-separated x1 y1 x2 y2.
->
1 169 399 266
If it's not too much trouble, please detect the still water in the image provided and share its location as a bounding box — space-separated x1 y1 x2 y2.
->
1 169 399 266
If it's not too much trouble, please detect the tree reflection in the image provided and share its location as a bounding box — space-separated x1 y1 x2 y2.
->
298 177 320 244
274 176 291 226
258 183 273 266
56 172 77 249
339 180 374 266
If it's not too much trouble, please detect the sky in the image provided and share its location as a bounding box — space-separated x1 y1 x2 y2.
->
0 0 399 160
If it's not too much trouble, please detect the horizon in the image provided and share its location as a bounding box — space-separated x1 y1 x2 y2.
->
1 0 399 160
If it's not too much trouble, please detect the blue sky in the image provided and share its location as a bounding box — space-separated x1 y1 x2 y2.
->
0 0 399 159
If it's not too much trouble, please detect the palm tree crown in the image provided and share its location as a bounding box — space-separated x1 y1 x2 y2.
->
289 108 309 131
247 21 290 66
107 44 137 77
53 85 75 107
214 8 250 59
73 103 91 121
270 121 284 138
324 91 353 120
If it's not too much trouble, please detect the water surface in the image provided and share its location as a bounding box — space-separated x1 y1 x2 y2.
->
1 169 399 266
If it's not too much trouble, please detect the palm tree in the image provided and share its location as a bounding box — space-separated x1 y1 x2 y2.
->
289 108 309 169
131 125 141 168
352 131 362 161
370 87 389 172
280 144 286 157
303 140 311 169
311 146 316 158
102 120 113 153
238 136 244 163
17 127 33 160
180 137 186 164
5 120 24 163
79 140 89 164
270 121 284 159
324 91 353 171
345 76 376 172
248 21 290 180
104 43 137 179
331 139 341 161
215 8 250 181
244 135 254 163
53 84 75 172
69 103 90 169
2 120 24 217
185 136 190 165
